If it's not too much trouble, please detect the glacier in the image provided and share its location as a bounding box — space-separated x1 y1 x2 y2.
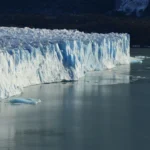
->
0 27 130 99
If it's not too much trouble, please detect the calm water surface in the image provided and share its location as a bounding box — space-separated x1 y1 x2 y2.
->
0 48 150 150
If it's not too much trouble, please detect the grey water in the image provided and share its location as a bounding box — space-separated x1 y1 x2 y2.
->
0 48 150 150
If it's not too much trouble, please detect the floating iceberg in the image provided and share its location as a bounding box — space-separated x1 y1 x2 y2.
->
0 27 130 99
9 98 41 105
130 57 143 64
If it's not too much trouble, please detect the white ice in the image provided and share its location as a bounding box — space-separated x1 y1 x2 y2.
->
0 27 130 99
130 57 143 63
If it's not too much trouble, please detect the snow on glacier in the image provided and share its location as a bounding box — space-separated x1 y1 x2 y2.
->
0 27 130 99
118 0 149 16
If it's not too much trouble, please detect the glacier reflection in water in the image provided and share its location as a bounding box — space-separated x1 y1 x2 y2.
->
0 64 132 150
80 64 130 85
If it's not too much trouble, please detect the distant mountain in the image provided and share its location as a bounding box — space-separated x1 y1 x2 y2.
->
116 0 149 16
0 0 150 17
0 1 150 45
0 1 115 14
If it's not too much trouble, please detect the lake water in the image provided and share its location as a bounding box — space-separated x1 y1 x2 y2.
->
0 48 150 150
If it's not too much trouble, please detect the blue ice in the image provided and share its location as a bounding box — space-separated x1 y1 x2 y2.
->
9 98 41 105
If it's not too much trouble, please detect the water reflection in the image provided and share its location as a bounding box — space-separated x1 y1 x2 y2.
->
80 65 130 85
0 64 132 150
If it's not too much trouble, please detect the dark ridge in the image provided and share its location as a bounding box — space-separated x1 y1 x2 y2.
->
0 1 115 14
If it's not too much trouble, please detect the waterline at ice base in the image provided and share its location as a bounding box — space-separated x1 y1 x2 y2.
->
0 27 130 99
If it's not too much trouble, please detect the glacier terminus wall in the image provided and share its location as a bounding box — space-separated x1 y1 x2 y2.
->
0 27 130 99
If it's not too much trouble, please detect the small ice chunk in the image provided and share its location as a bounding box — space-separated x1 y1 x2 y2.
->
130 57 143 64
9 98 41 105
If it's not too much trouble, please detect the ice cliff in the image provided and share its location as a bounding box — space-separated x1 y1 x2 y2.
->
0 27 130 99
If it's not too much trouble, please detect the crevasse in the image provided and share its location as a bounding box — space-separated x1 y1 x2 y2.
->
0 27 130 99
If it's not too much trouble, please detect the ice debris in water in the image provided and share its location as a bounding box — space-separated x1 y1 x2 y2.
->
130 55 150 64
0 27 130 99
9 98 41 105
134 56 150 59
130 57 143 64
